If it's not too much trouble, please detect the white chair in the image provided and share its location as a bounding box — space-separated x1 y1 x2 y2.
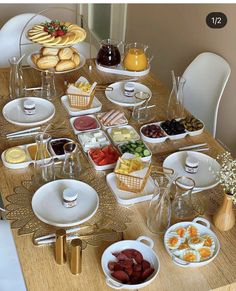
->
73 42 98 59
182 52 231 137
0 13 51 67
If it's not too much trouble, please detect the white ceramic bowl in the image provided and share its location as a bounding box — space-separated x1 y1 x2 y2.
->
164 217 220 267
101 236 160 289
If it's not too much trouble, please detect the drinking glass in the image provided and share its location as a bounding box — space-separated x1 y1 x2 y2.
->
132 91 150 123
34 133 55 185
60 142 81 179
40 71 56 101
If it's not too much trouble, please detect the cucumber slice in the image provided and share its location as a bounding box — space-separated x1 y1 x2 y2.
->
143 149 150 157
136 146 143 153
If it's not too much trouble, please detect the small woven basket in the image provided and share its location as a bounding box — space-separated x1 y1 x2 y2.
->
115 161 151 193
67 89 95 109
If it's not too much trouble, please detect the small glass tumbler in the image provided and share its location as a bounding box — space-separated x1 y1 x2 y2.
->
60 142 81 179
40 71 56 101
132 91 150 123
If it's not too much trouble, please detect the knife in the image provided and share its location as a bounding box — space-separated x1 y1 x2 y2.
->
0 191 6 220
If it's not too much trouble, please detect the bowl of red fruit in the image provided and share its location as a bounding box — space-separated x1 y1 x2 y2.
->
88 145 120 171
101 236 160 289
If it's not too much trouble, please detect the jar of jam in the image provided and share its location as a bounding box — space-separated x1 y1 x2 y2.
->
96 39 121 67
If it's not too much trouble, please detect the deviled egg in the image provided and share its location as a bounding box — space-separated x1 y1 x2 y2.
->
165 233 181 250
198 246 212 261
181 249 200 262
188 236 205 250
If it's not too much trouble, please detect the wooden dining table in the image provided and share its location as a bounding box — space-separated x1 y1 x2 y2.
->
0 61 235 291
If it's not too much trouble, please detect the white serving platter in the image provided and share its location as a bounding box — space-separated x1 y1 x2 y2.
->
106 173 155 205
2 97 55 127
77 129 111 153
107 125 140 145
164 217 220 268
105 81 152 107
163 151 220 192
1 138 73 169
32 179 99 227
27 52 86 74
96 111 128 129
70 115 101 135
140 119 205 144
61 95 102 116
96 60 150 77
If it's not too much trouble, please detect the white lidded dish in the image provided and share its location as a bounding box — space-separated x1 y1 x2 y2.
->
124 82 135 97
164 217 220 268
23 99 36 115
70 114 101 135
101 236 160 289
62 188 78 208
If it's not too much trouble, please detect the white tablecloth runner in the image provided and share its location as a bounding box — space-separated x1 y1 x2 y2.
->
0 220 26 291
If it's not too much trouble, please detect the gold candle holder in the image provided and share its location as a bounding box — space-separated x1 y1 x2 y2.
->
55 229 66 265
70 238 82 275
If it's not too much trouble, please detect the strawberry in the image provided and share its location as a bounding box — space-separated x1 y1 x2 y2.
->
56 29 66 36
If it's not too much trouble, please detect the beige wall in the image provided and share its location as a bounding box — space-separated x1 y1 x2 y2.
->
126 4 236 155
0 4 77 27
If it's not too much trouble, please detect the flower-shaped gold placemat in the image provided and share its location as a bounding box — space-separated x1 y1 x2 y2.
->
5 162 133 248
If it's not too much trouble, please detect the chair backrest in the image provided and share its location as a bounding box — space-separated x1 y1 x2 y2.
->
0 13 51 67
182 52 231 137
73 42 98 59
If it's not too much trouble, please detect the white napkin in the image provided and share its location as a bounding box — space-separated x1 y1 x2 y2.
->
67 76 97 96
0 221 26 291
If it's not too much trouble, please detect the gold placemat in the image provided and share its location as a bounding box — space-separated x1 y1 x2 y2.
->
5 156 133 248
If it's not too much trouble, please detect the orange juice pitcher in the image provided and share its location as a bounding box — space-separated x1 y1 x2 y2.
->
123 43 153 71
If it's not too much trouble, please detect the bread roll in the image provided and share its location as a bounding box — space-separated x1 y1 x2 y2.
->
42 47 59 56
55 60 75 72
71 47 78 54
37 56 59 70
31 54 41 65
71 53 80 67
58 48 73 60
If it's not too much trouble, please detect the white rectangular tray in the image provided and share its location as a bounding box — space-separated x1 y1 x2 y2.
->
140 119 205 144
106 172 155 205
70 115 101 135
77 129 111 153
61 95 102 116
1 138 73 169
88 148 119 171
96 111 128 129
117 140 152 162
107 125 140 145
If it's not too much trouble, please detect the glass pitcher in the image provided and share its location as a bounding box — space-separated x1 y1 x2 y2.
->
147 174 172 234
9 56 24 99
123 42 153 72
171 176 197 223
96 39 121 67
167 74 186 120
34 133 55 185
60 142 81 179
